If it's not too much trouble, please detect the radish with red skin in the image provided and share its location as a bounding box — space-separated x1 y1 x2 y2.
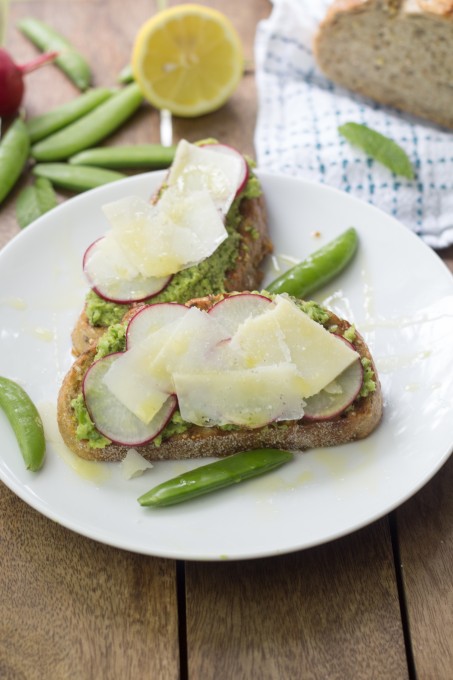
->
303 337 364 421
201 143 249 198
126 302 188 349
83 352 177 446
208 292 274 335
83 236 172 304
0 48 58 117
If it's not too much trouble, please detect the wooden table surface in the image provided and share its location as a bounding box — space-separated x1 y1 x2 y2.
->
1 1 452 678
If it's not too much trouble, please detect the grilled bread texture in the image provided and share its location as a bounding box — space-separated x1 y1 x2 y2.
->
314 0 453 129
72 184 272 356
58 295 383 462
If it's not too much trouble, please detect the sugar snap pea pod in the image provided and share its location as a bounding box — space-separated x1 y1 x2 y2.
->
138 449 293 507
17 17 91 90
32 163 125 192
27 88 114 143
16 177 58 228
266 227 359 298
118 63 134 84
0 377 45 471
0 118 30 205
31 83 143 161
69 144 177 169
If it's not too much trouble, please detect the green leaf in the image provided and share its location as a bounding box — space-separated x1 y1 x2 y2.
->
16 177 58 229
338 122 415 179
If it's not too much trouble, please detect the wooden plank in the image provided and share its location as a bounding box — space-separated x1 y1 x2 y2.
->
185 519 408 680
396 453 453 680
0 485 179 679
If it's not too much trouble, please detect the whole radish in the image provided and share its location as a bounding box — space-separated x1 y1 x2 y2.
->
0 48 58 117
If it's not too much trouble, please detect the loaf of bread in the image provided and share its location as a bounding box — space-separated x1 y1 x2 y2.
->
314 0 453 129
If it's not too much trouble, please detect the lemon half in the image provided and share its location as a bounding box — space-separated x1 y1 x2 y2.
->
132 4 244 117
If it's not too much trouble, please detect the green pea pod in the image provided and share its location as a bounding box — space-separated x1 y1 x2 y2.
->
27 88 114 143
338 123 415 179
0 118 30 205
16 177 58 228
31 83 143 161
32 163 125 192
266 227 359 298
138 449 293 507
118 63 134 84
0 377 45 471
69 144 177 169
17 17 91 90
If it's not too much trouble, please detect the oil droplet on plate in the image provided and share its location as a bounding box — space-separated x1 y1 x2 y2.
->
1 297 28 310
312 449 349 477
38 402 110 484
33 327 54 342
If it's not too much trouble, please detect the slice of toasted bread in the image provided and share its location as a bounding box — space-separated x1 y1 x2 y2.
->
58 295 383 462
314 0 453 129
72 175 272 356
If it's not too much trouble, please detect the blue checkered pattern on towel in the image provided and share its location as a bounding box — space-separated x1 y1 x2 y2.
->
254 0 453 249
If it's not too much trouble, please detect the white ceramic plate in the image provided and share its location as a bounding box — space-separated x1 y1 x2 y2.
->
1 171 453 561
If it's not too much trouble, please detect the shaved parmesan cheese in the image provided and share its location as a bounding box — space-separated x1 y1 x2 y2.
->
100 291 360 430
230 309 291 367
268 295 358 397
121 449 153 479
167 140 242 214
174 364 306 428
149 307 231 388
87 233 140 282
102 332 172 423
102 187 227 278
83 235 171 303
103 309 231 418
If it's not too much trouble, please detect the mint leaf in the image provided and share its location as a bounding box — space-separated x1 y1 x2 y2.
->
16 177 57 229
338 122 415 179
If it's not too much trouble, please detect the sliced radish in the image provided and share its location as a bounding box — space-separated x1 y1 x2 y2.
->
83 236 172 304
201 143 249 197
208 293 274 335
83 352 177 446
303 357 363 421
126 302 188 348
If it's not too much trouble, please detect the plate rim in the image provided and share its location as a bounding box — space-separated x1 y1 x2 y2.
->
0 168 452 561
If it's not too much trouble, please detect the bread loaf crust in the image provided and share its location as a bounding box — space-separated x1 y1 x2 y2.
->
315 0 453 128
58 301 383 462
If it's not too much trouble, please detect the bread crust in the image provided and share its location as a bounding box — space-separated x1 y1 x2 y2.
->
314 0 453 128
72 190 272 356
320 1 452 19
58 300 383 462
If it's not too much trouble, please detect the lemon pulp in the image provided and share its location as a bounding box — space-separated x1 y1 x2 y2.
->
132 4 244 117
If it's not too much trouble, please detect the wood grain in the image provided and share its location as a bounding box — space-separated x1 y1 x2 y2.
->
0 487 179 680
396 454 453 679
185 520 408 680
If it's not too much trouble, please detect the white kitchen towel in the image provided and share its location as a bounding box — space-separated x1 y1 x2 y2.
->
254 0 453 249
